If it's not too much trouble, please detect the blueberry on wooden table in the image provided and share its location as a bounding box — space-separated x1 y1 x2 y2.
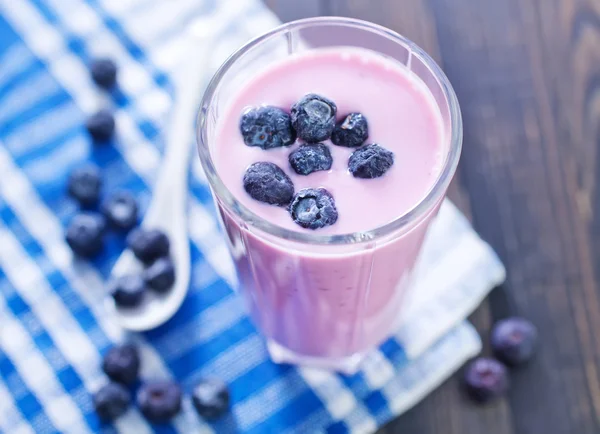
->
137 381 182 423
464 357 509 404
86 109 115 142
291 94 337 143
65 213 105 258
332 113 369 148
240 106 296 149
90 57 118 89
102 191 138 231
68 164 102 208
243 162 295 206
192 378 230 421
109 274 147 308
143 257 176 293
289 143 333 176
126 228 170 264
491 317 538 366
93 382 131 421
102 343 141 385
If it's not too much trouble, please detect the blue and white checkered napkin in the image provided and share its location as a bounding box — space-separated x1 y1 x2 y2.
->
0 0 505 432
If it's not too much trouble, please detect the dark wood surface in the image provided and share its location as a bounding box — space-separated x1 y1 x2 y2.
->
265 1 600 433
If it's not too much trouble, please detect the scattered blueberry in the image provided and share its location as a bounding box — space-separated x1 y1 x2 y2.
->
464 357 509 404
192 378 230 421
67 164 102 208
289 188 338 230
348 144 394 179
65 213 105 258
289 143 333 175
102 343 141 385
102 192 138 231
491 317 538 366
331 113 369 148
93 382 131 421
137 381 182 423
86 109 115 142
240 106 296 149
109 275 146 308
127 228 170 264
243 162 295 206
144 257 175 293
90 58 118 89
291 94 337 143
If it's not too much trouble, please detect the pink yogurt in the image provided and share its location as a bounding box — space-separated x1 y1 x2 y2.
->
212 47 446 362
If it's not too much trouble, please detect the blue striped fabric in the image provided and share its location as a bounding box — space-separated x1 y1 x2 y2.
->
0 1 505 433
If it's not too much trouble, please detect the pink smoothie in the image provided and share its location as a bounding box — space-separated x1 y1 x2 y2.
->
212 47 446 362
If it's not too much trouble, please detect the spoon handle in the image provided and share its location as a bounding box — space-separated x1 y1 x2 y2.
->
145 21 227 222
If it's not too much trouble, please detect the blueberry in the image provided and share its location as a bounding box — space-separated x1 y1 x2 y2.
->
240 106 296 149
102 192 138 231
332 113 369 148
491 317 538 366
289 143 333 175
291 94 337 143
90 58 117 89
68 164 102 207
464 357 509 404
93 382 131 421
127 228 170 264
102 343 140 385
65 213 105 258
348 144 394 179
109 275 146 308
137 381 182 423
243 162 294 206
86 109 115 142
192 378 230 421
289 188 338 230
144 257 175 293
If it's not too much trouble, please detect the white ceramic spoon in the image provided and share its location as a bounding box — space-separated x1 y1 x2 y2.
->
107 20 225 331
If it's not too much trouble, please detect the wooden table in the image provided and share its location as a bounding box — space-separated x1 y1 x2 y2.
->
265 1 600 433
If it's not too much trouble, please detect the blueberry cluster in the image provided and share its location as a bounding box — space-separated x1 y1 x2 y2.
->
64 59 177 307
464 317 538 404
239 94 396 230
66 174 139 258
108 228 176 309
86 58 118 142
93 343 230 423
72 57 232 427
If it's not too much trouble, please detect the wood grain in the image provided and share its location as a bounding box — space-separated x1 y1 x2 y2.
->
265 0 600 432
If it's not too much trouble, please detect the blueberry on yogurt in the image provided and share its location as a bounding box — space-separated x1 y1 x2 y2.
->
348 144 394 179
291 94 337 143
332 113 369 148
289 188 338 230
289 143 333 175
240 106 296 149
243 162 295 206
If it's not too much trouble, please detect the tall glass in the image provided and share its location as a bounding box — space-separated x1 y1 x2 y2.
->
197 17 462 373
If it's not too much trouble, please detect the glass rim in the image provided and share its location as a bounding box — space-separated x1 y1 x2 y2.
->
196 16 463 245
